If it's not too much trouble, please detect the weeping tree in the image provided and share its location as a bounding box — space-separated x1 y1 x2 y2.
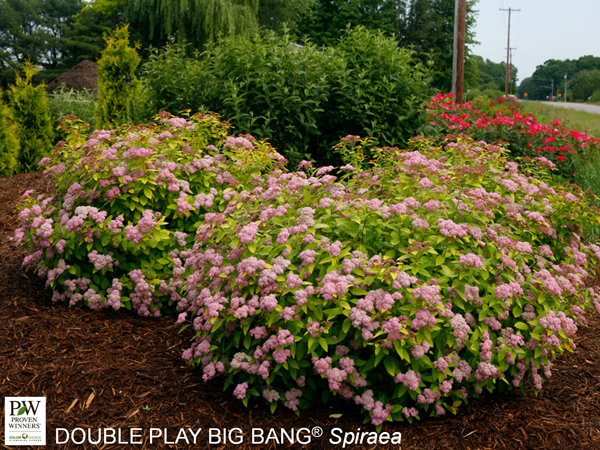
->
129 0 259 49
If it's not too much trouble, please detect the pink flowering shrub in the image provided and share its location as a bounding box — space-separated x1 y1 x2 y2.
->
180 135 600 425
15 112 285 316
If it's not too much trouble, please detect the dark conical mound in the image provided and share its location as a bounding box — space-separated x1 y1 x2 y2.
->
45 60 98 93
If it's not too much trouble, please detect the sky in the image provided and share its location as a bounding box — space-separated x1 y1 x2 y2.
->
471 0 600 84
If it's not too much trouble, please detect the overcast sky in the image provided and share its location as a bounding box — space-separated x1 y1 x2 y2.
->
471 0 600 83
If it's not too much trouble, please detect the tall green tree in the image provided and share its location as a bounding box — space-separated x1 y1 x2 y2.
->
297 0 404 47
296 0 479 91
518 56 600 101
398 0 479 91
95 24 141 129
8 61 54 172
66 0 131 63
258 0 316 34
568 69 600 102
129 0 259 50
474 55 517 93
0 0 85 87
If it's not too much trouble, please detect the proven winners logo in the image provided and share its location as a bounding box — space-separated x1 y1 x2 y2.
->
4 397 46 446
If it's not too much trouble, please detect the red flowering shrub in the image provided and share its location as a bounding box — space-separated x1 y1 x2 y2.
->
424 93 600 183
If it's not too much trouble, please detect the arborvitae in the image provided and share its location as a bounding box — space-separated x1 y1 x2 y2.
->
95 24 141 129
8 62 54 173
0 96 19 177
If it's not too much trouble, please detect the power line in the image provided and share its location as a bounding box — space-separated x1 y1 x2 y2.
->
500 0 507 30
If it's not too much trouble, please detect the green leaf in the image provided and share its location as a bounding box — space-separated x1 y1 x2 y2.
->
17 406 26 416
350 287 368 296
318 337 328 352
342 318 352 334
393 341 410 361
383 355 399 377
441 265 453 277
514 322 529 330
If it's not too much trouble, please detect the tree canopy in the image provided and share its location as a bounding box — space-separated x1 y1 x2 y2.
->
518 55 600 101
0 0 85 87
1 0 487 93
296 0 479 91
129 0 260 50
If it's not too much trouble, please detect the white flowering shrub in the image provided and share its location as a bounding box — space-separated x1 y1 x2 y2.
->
15 112 285 316
180 136 600 425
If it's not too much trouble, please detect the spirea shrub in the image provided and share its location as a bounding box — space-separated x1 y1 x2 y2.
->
15 112 285 317
180 136 600 425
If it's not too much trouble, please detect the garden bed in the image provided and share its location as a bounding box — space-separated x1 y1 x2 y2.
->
1 171 600 450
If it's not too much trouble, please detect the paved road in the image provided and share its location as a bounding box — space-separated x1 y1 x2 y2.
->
540 101 600 115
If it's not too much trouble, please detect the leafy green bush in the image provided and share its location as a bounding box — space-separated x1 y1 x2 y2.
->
135 44 209 122
15 112 285 317
47 85 98 141
138 27 433 166
8 61 54 172
0 96 18 177
96 24 141 129
180 136 600 424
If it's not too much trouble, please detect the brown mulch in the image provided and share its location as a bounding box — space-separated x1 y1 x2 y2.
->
1 172 600 450
45 60 99 94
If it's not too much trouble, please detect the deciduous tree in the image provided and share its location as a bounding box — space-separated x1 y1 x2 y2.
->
129 0 259 50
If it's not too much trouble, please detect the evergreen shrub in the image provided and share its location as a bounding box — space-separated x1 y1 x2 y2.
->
8 61 54 172
0 97 18 177
96 24 141 130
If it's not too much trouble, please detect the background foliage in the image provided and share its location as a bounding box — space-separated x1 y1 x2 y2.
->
518 55 600 101
0 0 488 94
139 27 432 167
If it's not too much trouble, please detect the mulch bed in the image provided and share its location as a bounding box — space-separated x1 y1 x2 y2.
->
1 172 600 450
45 60 99 94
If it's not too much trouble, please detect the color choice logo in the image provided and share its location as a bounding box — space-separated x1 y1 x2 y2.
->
4 397 46 446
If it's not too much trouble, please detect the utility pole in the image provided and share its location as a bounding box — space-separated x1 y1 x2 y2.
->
564 72 568 102
500 7 520 97
504 47 517 95
452 0 467 104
